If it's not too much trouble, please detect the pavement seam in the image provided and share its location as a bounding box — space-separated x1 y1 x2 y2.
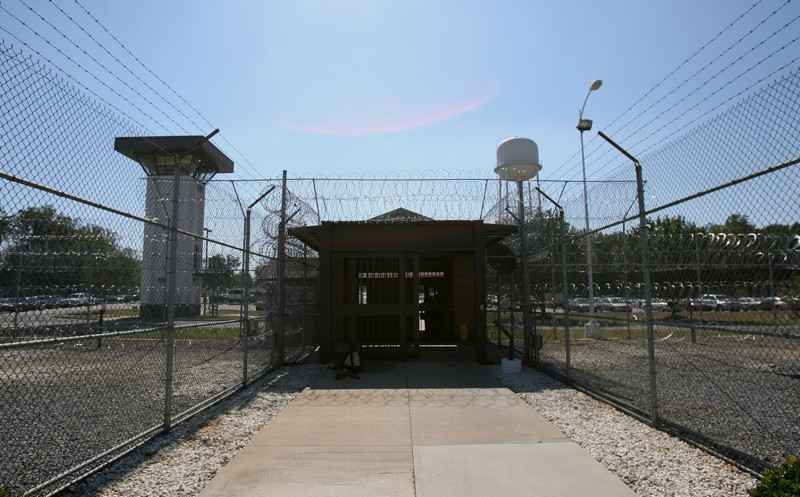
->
406 375 418 497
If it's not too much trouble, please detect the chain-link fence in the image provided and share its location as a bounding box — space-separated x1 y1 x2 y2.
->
3 11 800 494
529 66 800 473
0 40 318 496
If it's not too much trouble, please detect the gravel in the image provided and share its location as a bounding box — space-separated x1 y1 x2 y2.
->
0 334 281 496
64 364 322 497
3 327 772 497
538 328 800 468
503 369 759 497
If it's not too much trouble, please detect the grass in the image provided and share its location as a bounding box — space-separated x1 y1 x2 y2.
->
107 326 243 340
174 326 242 339
488 311 786 345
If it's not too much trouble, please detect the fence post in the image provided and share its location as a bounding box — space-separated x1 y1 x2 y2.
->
635 162 660 425
275 170 288 366
163 168 180 432
241 208 251 385
691 237 700 343
517 180 533 365
302 242 309 352
241 184 276 378
598 131 659 425
561 211 571 375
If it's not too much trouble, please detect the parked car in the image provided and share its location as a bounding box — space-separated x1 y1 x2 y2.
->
758 297 787 310
0 298 16 313
63 293 94 307
737 297 761 311
784 296 800 310
699 294 729 310
596 297 629 312
718 297 741 312
568 298 592 312
652 299 670 311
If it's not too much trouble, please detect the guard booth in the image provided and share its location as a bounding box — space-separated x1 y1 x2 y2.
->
289 209 515 363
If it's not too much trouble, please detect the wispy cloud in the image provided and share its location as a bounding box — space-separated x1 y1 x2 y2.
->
287 93 494 137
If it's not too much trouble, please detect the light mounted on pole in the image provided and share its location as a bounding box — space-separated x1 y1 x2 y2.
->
577 80 602 131
576 79 602 320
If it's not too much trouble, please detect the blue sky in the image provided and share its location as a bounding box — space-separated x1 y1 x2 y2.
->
2 0 799 237
5 0 797 184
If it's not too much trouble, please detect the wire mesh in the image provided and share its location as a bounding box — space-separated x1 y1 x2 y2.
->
536 63 800 472
2 4 800 492
0 38 301 496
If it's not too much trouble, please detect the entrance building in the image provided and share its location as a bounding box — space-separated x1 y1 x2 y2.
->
289 209 515 363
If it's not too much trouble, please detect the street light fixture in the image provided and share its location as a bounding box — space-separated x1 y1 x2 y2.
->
577 79 602 316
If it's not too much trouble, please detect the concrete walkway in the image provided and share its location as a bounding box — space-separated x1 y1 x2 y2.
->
199 353 637 497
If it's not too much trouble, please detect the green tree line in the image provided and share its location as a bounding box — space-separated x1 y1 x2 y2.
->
0 206 140 296
518 211 800 298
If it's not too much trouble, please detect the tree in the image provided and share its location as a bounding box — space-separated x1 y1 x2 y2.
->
0 206 141 295
201 254 240 291
709 213 756 233
0 209 9 245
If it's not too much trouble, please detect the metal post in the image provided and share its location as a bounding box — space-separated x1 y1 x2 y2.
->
580 130 595 314
163 166 180 432
508 270 514 359
635 163 659 425
13 259 21 337
768 253 775 299
598 131 659 425
162 129 218 432
561 210 571 374
240 185 276 383
518 180 533 364
276 170 288 366
203 227 211 316
691 238 700 344
533 186 570 374
622 202 634 341
494 264 503 349
302 243 309 352
768 253 776 322
241 209 251 384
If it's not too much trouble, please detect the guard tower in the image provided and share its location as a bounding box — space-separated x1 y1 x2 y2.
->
114 135 234 320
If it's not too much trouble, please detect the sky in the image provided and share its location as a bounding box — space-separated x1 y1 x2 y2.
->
4 0 798 185
1 0 799 238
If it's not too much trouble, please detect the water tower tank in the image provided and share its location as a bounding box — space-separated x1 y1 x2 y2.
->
495 137 542 181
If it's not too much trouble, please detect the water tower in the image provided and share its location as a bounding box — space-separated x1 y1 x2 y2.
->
114 135 234 319
495 137 542 365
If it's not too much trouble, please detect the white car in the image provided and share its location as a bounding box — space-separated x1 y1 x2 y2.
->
597 297 629 312
650 299 669 311
737 297 761 310
63 293 94 307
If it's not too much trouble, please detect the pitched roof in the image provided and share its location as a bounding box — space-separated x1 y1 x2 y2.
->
368 208 433 223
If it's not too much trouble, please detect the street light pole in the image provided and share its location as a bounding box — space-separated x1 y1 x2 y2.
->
577 80 602 313
579 131 594 310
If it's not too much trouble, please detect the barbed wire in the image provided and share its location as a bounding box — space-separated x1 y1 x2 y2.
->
553 0 770 178
558 0 798 183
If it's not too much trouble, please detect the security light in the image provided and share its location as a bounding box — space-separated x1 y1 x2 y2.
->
577 118 593 132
